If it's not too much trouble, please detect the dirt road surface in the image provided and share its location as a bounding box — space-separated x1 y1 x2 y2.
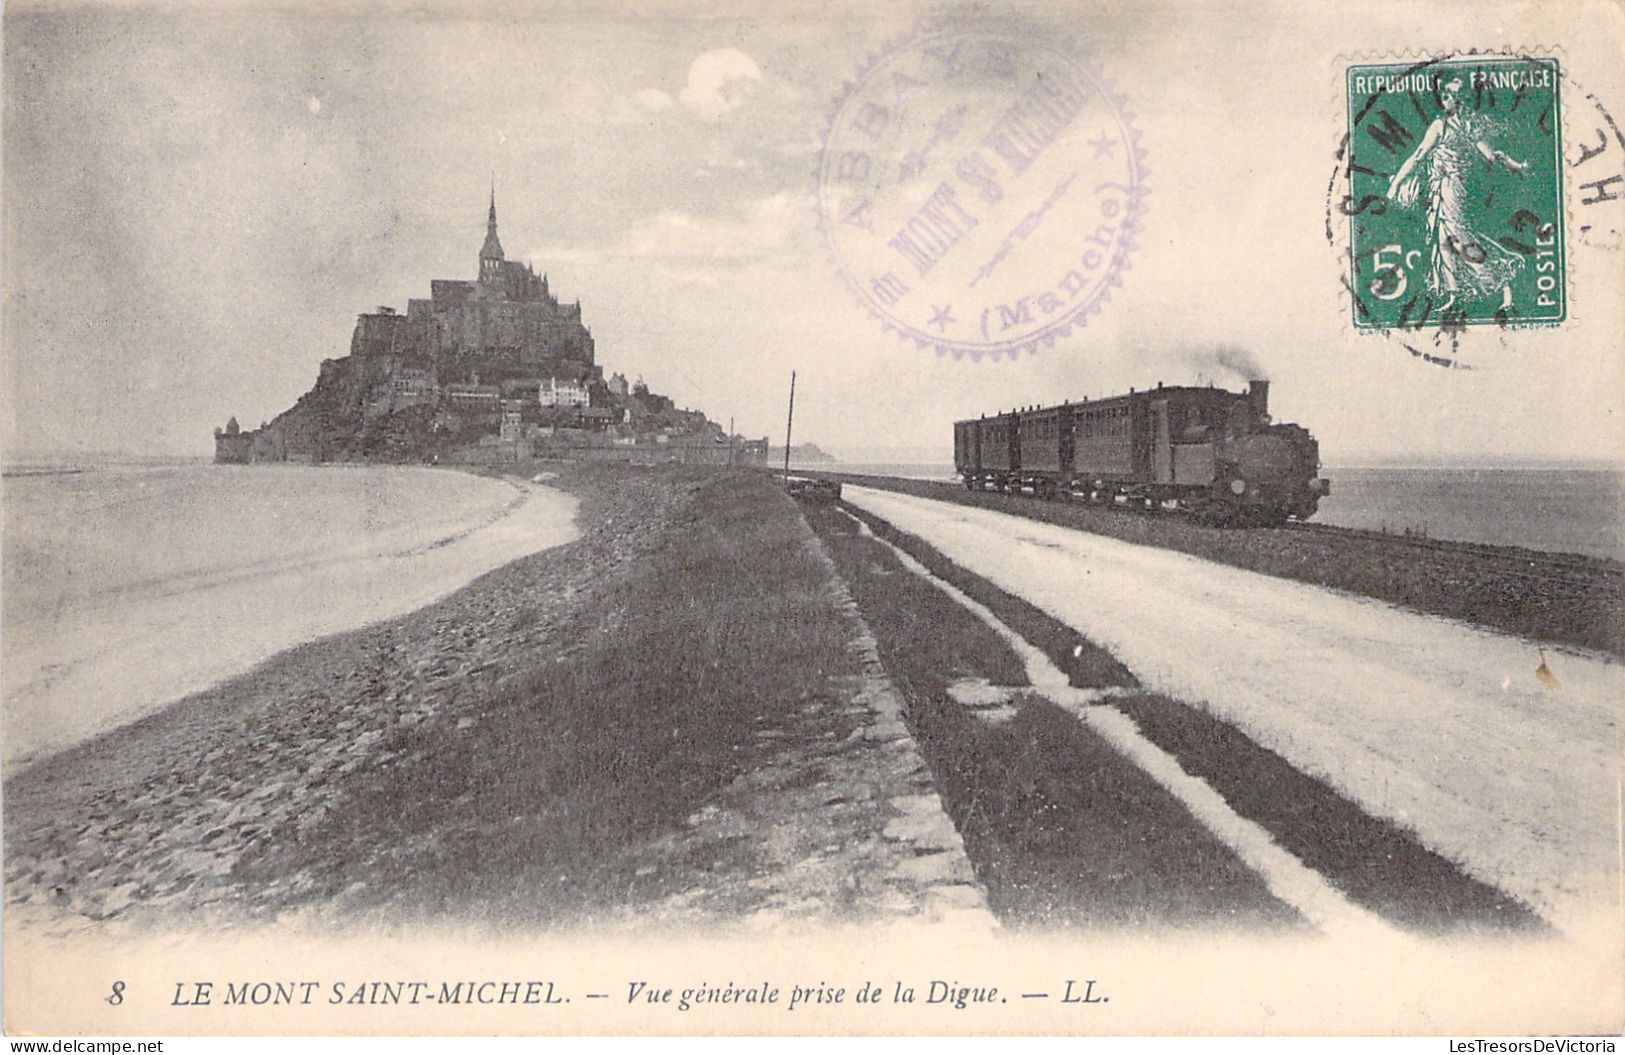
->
843 486 1623 936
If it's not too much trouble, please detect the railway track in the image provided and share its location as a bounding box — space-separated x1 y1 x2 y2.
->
804 471 1625 658
822 471 1619 584
1275 520 1624 589
820 470 1616 566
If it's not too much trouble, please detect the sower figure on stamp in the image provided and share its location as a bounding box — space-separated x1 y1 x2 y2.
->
1386 77 1529 313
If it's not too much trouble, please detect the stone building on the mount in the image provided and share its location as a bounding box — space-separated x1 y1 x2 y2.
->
348 190 597 377
212 417 252 463
214 190 760 466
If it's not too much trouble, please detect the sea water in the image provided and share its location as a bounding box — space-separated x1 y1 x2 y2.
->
2 461 578 772
1313 466 1623 561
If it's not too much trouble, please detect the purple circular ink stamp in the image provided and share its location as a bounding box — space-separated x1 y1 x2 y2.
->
817 16 1148 361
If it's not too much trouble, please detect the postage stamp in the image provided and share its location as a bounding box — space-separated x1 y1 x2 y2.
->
1343 55 1566 331
816 17 1148 360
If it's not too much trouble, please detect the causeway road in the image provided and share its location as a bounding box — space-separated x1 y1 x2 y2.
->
844 485 1624 936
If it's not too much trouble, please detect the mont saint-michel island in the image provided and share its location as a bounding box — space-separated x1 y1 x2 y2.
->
213 192 767 467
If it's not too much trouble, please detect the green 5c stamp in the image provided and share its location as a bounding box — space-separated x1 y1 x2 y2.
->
1344 56 1565 330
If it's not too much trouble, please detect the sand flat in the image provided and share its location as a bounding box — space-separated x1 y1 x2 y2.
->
2 464 577 772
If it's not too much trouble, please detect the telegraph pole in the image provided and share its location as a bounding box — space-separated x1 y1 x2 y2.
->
783 371 796 485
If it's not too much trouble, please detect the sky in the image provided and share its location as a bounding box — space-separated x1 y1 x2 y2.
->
4 0 1623 464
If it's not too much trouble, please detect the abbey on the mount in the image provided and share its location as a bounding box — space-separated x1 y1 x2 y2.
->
216 191 745 465
353 188 597 368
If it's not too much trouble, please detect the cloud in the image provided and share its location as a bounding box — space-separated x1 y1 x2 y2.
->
608 86 676 126
678 48 763 121
697 153 762 175
526 192 810 275
609 47 765 126
635 193 807 264
611 48 765 126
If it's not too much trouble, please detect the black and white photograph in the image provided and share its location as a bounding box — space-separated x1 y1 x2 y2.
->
2 0 1622 1039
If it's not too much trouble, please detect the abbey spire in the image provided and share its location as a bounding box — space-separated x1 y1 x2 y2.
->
480 182 505 277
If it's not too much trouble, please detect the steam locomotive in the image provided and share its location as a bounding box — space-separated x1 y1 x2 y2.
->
954 381 1330 524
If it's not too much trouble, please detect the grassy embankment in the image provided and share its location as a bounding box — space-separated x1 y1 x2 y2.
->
4 465 859 930
814 474 1625 659
802 499 1545 934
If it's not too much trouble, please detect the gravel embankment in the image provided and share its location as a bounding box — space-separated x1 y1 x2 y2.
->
4 465 989 936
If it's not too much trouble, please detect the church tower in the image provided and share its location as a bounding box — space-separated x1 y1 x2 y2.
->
479 185 505 281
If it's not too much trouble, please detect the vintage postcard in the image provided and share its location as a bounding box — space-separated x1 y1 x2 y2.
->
3 0 1622 1039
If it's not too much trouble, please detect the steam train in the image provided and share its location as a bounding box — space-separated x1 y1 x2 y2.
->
954 381 1330 524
